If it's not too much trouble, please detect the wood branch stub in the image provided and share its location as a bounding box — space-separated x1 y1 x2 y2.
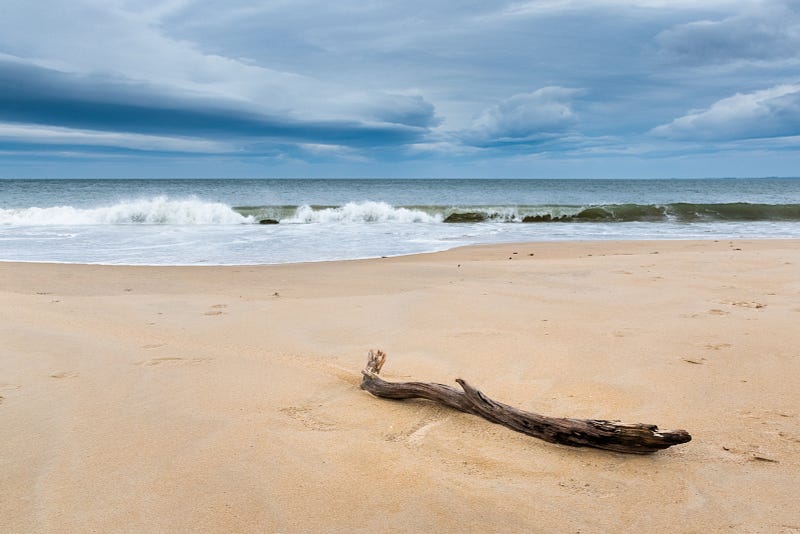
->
360 350 691 454
361 349 471 412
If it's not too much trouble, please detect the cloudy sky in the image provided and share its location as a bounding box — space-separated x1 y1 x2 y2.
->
2 0 800 178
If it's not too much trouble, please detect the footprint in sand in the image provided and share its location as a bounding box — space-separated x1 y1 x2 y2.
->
708 309 730 316
135 357 210 367
141 343 166 350
721 445 780 464
704 343 732 351
204 304 227 316
50 371 79 379
279 406 336 431
406 419 447 445
384 408 447 445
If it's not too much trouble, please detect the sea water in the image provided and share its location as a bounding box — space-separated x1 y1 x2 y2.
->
1 178 799 265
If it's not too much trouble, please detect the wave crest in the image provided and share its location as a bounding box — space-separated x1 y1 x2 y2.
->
0 197 253 225
282 201 441 223
4 199 800 226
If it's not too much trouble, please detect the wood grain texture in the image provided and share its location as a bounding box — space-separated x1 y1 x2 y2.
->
360 350 691 454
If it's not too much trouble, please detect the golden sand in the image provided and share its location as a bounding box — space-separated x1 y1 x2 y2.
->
1 240 799 532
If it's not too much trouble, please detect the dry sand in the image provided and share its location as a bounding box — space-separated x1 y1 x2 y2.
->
1 239 799 533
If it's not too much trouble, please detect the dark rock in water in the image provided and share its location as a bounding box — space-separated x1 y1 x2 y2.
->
521 214 574 222
444 212 487 223
522 214 552 223
258 218 280 224
575 207 613 220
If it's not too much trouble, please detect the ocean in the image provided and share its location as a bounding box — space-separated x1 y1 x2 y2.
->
1 178 799 265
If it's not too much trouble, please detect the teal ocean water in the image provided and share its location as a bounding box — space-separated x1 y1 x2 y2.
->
1 178 799 265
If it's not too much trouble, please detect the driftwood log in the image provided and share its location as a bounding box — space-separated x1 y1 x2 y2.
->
360 350 691 454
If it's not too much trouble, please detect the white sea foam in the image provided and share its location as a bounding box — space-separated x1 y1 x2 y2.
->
0 197 253 225
2 179 800 265
282 201 441 223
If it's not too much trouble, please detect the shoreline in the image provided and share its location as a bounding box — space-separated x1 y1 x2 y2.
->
1 236 799 268
2 239 799 531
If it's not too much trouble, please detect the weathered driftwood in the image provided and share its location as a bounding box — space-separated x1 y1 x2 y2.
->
360 350 691 454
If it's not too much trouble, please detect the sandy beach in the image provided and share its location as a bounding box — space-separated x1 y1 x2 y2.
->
1 239 799 533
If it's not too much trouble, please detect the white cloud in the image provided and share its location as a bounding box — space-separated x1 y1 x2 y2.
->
656 2 800 66
651 84 800 140
0 123 234 153
462 87 582 145
2 0 799 174
0 3 301 105
0 1 440 126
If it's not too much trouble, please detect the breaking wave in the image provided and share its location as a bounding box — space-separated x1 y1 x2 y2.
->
3 199 800 226
0 197 254 225
280 201 441 223
253 202 800 224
